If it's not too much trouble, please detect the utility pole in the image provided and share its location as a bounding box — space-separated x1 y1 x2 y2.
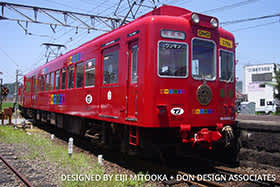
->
14 68 22 125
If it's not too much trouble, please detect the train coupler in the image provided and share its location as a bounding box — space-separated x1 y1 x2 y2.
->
193 128 222 150
180 124 222 150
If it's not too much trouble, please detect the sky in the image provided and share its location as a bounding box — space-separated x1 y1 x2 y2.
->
0 0 279 84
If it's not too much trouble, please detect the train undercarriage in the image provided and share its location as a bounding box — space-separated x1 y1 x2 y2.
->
20 106 240 165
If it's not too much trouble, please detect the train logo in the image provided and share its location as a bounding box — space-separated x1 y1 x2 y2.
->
85 94 93 104
197 84 212 106
170 107 184 116
107 91 112 100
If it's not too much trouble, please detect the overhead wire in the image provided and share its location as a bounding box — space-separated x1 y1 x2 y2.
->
221 13 280 25
0 45 21 68
231 20 279 32
202 0 259 14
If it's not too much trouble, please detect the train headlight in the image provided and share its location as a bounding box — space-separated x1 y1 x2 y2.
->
210 18 218 28
192 13 200 24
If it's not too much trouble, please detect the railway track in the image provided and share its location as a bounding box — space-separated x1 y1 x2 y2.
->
23 120 280 187
0 153 33 187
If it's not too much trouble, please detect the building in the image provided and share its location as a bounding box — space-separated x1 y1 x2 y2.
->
243 63 279 114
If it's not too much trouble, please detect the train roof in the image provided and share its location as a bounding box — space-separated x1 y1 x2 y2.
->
25 5 234 78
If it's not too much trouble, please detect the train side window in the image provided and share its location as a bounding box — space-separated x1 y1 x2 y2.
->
46 74 50 91
55 70 60 90
68 65 74 89
50 72 55 91
103 49 119 84
61 68 66 89
32 76 36 94
131 45 138 83
25 81 30 93
85 59 95 87
76 62 83 88
41 75 45 91
38 76 41 92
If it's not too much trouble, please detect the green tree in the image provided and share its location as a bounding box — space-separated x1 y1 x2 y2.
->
274 65 280 107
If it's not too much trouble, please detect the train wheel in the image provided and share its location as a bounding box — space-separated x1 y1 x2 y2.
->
213 124 241 166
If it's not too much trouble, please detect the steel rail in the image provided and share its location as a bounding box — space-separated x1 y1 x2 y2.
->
0 153 33 187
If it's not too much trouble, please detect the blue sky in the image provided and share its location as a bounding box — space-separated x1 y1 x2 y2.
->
0 0 279 84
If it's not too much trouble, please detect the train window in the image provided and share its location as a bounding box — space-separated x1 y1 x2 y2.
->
61 68 66 90
41 75 45 91
68 65 74 89
219 50 234 82
25 81 30 93
32 76 36 94
38 76 41 92
131 45 138 83
103 50 119 84
85 59 95 87
192 39 216 80
158 41 188 78
55 70 60 90
50 72 55 90
46 74 50 91
76 62 83 88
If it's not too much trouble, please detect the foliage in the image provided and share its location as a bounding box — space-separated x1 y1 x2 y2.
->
274 65 280 105
0 102 14 111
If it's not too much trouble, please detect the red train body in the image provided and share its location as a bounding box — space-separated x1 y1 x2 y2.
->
21 5 238 159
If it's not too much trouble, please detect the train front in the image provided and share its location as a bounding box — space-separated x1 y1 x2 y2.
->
144 6 239 157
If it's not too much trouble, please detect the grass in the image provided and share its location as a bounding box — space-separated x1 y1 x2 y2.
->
0 126 146 186
1 102 14 111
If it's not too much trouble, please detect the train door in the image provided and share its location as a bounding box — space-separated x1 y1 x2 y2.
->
126 42 138 121
99 45 122 119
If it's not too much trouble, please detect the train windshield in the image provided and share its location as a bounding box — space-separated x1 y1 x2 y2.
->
158 41 188 78
219 50 234 82
192 39 216 80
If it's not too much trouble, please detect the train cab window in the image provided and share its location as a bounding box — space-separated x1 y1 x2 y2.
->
41 75 45 91
131 45 138 83
46 74 50 91
103 50 119 84
219 50 234 82
85 59 95 87
68 65 74 89
76 62 83 88
158 41 188 77
50 72 55 91
55 70 60 90
192 39 216 80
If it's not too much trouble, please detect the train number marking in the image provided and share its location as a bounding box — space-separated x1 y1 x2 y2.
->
107 91 112 100
85 94 93 104
220 37 233 48
170 107 184 116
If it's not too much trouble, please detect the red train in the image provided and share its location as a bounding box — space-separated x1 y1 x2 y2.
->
21 5 239 161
